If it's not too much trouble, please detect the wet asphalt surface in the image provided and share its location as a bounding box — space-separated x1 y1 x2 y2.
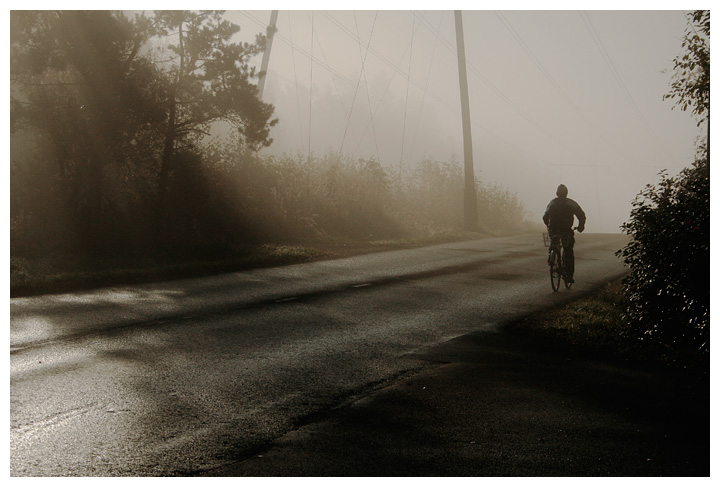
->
10 234 709 476
202 328 709 477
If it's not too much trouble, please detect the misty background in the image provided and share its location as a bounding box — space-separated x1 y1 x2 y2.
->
9 8 708 296
228 9 703 233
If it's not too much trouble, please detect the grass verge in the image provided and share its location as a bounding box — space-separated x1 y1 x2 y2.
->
507 280 633 361
507 279 709 375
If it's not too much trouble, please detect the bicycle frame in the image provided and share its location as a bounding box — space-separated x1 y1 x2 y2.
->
547 233 572 291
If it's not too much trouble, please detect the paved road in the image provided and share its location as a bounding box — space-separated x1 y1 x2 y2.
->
207 329 708 477
11 234 631 476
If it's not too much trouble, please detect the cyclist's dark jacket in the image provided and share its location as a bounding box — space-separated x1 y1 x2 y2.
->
543 197 586 233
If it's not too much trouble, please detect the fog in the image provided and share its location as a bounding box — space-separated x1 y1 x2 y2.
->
226 8 703 233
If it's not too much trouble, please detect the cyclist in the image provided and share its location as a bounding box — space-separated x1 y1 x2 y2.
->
543 184 586 283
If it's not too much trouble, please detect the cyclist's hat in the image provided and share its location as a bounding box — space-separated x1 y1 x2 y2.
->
556 184 568 198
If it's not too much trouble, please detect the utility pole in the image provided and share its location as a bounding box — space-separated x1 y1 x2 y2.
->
454 10 479 232
257 10 279 101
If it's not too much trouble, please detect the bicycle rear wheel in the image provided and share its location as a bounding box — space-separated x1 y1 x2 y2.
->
562 249 573 289
549 250 561 292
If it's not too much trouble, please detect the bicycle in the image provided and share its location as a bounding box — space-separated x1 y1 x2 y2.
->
543 229 575 292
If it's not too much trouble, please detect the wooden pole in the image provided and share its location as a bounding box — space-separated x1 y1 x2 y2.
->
454 10 479 232
258 10 279 101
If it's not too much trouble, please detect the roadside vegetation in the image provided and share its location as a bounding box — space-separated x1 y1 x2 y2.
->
10 231 492 297
10 11 537 297
617 10 709 372
508 279 704 371
509 280 630 359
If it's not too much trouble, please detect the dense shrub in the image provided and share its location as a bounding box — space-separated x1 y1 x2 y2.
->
617 153 709 365
616 10 709 368
193 148 532 245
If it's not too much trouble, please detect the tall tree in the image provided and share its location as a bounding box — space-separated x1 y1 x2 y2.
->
10 11 168 250
11 11 279 252
150 10 278 202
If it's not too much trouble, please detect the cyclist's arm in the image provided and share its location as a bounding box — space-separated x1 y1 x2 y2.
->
542 201 553 226
572 201 586 231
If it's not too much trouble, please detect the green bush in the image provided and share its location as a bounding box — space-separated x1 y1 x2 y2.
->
616 10 709 369
616 153 709 365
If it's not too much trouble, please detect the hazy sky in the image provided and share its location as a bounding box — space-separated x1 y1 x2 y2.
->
223 4 705 233
6 3 705 234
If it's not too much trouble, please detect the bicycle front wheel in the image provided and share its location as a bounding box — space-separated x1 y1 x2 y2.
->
549 251 561 292
562 249 573 289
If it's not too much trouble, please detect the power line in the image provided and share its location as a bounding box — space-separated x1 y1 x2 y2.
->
318 11 458 114
413 11 456 52
338 11 377 156
240 10 661 175
241 9 455 155
410 11 445 163
350 12 452 158
495 11 632 162
399 12 416 179
328 10 607 171
415 11 605 169
244 10 444 112
308 11 314 154
241 9 463 148
286 13 305 153
356 11 381 163
578 11 661 141
239 11 362 95
309 12 363 149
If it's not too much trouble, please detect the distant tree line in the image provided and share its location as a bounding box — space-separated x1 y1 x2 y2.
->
10 10 531 265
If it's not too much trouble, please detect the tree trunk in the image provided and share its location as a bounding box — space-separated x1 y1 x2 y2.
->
156 19 184 238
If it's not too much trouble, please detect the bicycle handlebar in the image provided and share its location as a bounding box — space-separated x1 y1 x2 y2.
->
546 226 580 231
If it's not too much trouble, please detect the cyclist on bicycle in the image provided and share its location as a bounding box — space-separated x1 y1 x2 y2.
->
543 184 586 283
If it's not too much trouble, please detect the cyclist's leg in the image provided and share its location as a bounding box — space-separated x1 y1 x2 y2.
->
561 232 576 281
548 234 561 265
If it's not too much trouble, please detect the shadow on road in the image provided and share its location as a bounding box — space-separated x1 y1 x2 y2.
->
203 328 709 477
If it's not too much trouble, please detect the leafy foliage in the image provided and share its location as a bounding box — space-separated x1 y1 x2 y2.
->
663 10 710 124
617 10 709 367
10 10 533 273
617 155 709 364
10 11 168 253
10 11 276 255
397 157 529 235
150 11 277 153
